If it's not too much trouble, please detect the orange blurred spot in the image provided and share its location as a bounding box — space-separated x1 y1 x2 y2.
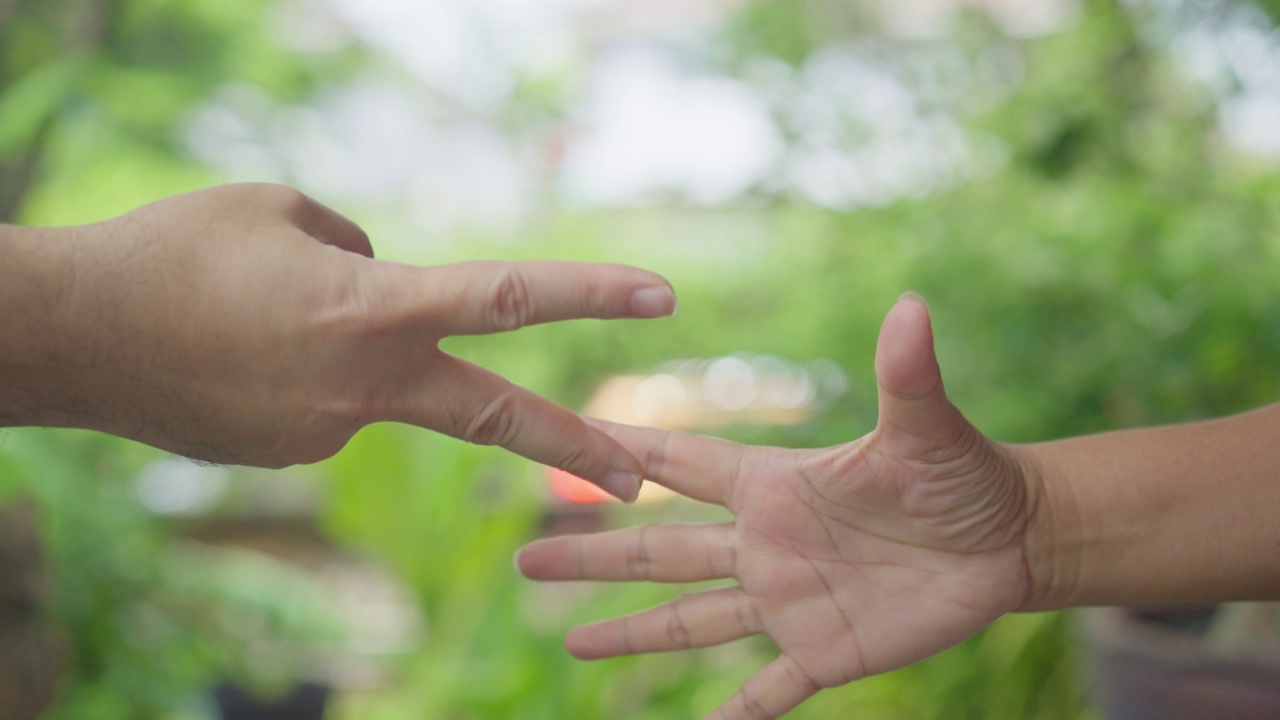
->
547 467 612 505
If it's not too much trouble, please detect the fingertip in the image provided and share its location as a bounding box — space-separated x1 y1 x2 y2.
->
603 470 642 504
876 291 939 399
565 626 610 660
587 422 645 502
516 538 577 580
513 544 535 576
630 285 677 318
565 630 588 659
890 291 932 331
898 289 928 307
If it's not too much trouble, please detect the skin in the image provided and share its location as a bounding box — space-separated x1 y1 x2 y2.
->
0 183 679 501
517 293 1280 719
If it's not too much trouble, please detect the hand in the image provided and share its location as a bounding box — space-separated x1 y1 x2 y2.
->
21 184 676 500
517 294 1039 717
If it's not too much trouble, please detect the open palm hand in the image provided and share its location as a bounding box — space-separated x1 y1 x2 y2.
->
517 295 1038 719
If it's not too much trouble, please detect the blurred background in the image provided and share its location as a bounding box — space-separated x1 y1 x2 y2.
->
2 0 1280 717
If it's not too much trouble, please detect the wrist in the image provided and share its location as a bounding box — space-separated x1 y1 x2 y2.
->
1007 441 1083 612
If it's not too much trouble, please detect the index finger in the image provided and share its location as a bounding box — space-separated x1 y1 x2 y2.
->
406 260 677 336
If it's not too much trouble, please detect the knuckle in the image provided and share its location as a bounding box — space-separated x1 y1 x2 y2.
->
268 184 314 216
780 655 819 692
460 389 522 447
229 182 310 220
626 525 654 580
719 526 741 577
643 433 674 482
554 442 593 476
487 266 534 331
738 689 770 720
581 277 612 317
665 598 692 648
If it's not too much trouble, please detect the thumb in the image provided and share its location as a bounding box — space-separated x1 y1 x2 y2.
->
874 292 959 444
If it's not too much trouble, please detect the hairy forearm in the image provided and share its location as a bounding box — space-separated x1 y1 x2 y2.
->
1017 402 1280 611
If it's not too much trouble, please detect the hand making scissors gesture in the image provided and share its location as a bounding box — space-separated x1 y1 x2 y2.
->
1 184 678 501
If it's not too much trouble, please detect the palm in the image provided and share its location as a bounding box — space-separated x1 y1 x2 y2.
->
518 296 1035 719
729 435 1029 690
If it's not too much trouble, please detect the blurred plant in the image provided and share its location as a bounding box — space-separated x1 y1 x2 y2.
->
0 0 363 223
0 430 343 720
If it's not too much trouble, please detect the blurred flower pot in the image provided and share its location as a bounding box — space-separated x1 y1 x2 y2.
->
211 680 329 720
1084 605 1280 720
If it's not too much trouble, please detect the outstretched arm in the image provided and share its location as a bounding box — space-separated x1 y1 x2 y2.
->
1022 400 1280 610
0 184 678 501
517 293 1280 719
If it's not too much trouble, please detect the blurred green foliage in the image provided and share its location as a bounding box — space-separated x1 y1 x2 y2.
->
3 0 1279 718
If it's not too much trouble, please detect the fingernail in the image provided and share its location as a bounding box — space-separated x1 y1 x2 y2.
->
603 470 641 503
899 291 929 312
630 286 677 318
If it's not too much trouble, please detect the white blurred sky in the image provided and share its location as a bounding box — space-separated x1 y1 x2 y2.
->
185 0 1280 250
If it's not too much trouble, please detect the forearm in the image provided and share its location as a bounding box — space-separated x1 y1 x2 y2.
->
1017 402 1280 611
0 223 82 427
